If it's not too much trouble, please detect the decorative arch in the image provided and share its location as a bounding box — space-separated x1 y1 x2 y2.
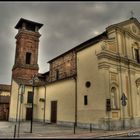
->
110 82 119 88
135 78 140 116
110 82 119 109
135 78 140 95
134 42 139 47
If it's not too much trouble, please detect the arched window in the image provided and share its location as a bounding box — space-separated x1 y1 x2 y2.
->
111 87 118 109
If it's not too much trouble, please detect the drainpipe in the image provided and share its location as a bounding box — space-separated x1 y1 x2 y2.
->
43 85 46 124
74 51 78 126
74 76 77 126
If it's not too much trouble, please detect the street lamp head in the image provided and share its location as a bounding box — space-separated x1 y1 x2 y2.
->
29 74 40 85
34 76 39 82
32 74 39 81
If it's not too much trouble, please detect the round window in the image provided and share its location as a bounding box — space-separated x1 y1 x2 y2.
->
85 81 91 88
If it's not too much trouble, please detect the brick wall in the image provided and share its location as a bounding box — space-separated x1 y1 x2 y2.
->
12 67 38 80
14 33 39 67
12 29 40 80
49 50 76 82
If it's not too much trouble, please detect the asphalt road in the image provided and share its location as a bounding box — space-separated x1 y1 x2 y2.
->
97 133 140 139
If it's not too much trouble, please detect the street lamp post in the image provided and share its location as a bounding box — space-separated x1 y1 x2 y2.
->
30 74 39 133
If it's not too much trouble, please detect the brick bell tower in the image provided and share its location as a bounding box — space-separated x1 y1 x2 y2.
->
12 18 43 80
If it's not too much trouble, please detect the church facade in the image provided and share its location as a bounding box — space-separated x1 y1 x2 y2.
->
9 17 140 130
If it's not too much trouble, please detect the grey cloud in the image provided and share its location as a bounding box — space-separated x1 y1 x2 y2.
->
0 2 140 84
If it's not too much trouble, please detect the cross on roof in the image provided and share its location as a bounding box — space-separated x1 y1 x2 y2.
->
130 10 134 18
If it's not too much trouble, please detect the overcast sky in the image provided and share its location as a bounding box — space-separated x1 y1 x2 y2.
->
0 1 140 84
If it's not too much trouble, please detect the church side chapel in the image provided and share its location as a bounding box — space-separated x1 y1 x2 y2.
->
9 17 140 130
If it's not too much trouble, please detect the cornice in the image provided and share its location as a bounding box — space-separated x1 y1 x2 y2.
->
12 63 39 71
97 50 140 69
124 29 140 42
108 25 140 42
15 29 41 40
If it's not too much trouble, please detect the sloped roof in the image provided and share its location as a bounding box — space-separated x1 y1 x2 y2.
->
48 18 140 64
48 31 107 63
0 84 11 92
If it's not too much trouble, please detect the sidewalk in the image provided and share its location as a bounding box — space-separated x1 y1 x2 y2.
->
0 121 140 138
17 128 140 139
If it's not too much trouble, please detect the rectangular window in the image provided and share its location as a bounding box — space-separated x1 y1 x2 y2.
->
134 48 140 63
132 47 134 59
56 70 59 80
27 92 33 103
26 52 31 64
84 95 88 105
106 99 111 111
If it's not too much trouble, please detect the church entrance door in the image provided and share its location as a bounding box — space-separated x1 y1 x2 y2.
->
26 108 32 120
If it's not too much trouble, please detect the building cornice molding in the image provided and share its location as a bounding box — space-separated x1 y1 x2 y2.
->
97 50 140 69
12 63 39 71
108 25 140 42
15 29 41 40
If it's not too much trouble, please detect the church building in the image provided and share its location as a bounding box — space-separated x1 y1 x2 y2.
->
9 17 140 130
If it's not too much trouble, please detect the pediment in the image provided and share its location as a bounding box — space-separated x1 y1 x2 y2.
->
107 18 140 37
122 19 140 36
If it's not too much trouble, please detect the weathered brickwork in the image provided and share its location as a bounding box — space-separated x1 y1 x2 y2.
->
12 67 38 79
12 28 41 80
49 51 76 82
14 31 40 66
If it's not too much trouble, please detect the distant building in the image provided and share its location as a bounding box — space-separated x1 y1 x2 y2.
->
9 17 140 130
0 84 11 120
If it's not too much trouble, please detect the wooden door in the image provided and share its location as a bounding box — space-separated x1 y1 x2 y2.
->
51 101 57 123
0 104 8 121
26 108 32 120
0 104 5 120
